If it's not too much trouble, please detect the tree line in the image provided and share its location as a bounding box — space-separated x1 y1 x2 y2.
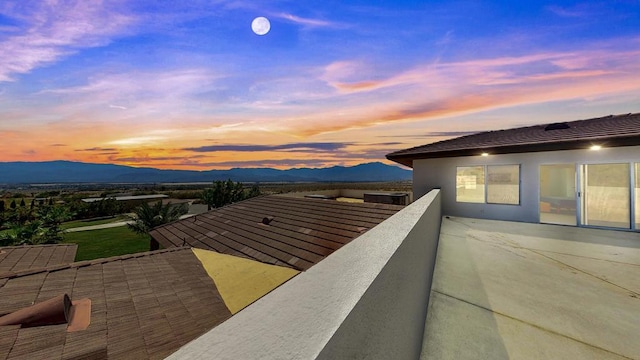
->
200 180 260 210
0 179 260 246
0 201 73 246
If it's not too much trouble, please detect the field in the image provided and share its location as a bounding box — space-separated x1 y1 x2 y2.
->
63 226 149 261
61 215 128 229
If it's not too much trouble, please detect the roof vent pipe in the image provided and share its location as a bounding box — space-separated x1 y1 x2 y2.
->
262 216 274 225
0 294 71 327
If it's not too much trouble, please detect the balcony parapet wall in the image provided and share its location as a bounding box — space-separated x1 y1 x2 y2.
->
168 189 442 360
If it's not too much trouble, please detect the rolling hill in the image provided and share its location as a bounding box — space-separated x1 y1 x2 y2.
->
0 161 412 184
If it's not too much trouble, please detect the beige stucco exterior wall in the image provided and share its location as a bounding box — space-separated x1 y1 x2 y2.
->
413 145 640 226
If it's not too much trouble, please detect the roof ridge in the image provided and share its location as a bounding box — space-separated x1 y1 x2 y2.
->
152 195 268 231
389 112 640 157
268 194 406 210
0 243 77 250
0 246 193 280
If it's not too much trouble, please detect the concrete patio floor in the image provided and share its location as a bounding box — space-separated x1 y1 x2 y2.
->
421 217 640 360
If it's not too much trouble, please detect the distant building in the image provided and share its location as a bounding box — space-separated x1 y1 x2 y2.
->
387 112 640 231
81 194 169 203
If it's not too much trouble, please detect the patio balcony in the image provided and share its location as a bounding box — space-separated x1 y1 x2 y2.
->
168 189 640 359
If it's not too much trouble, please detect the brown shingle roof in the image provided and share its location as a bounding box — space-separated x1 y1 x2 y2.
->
0 247 232 360
150 195 404 271
0 244 77 276
387 112 640 167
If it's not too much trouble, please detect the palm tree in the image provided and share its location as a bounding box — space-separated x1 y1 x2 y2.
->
127 200 188 235
0 220 45 246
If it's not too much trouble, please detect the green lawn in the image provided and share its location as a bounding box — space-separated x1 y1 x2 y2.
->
63 226 150 261
61 215 128 230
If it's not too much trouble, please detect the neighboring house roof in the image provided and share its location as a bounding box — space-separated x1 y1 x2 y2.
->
150 195 404 271
0 244 77 276
387 112 640 167
81 194 168 203
152 198 191 206
0 247 232 360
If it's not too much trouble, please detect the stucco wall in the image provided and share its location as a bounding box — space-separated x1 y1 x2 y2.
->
280 188 413 202
167 189 442 359
413 145 640 224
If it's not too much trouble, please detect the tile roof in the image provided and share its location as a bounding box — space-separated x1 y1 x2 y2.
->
387 112 640 167
0 244 77 276
150 195 404 271
0 247 232 360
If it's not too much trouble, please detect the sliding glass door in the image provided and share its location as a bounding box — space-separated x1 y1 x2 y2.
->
540 164 576 226
581 163 630 229
635 163 640 230
541 162 637 230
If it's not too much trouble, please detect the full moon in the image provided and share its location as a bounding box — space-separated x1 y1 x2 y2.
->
251 17 270 35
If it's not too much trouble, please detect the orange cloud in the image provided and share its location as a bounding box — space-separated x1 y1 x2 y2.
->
284 48 640 136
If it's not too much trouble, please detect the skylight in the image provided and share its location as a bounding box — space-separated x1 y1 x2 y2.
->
544 122 570 131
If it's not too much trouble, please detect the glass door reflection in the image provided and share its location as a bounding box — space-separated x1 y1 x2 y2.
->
581 163 630 229
540 164 576 226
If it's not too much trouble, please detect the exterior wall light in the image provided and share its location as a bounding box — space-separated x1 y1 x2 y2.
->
590 145 602 151
481 152 489 157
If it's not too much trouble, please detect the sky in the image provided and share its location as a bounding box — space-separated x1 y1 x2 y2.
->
0 0 639 170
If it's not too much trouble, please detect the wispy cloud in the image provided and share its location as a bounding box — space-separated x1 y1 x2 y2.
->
191 159 333 168
274 13 338 28
183 142 351 152
279 46 640 136
46 68 221 98
362 142 404 146
545 3 610 18
35 68 225 132
108 136 165 146
0 0 136 82
377 131 480 139
110 155 206 163
75 147 117 152
436 30 454 46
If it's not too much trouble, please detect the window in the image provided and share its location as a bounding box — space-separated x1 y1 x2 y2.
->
487 165 520 205
456 166 485 203
457 165 520 205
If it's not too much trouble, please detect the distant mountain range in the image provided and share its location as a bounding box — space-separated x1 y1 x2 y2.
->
0 161 412 184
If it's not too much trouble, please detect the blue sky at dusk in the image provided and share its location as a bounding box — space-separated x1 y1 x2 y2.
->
0 0 639 169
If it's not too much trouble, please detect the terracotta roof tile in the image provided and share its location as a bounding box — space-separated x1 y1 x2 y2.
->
0 245 77 276
387 112 640 167
0 248 232 360
150 195 404 271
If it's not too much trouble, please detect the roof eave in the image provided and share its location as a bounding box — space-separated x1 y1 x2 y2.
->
386 135 640 168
